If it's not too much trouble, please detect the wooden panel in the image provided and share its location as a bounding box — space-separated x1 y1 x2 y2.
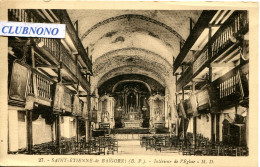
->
185 94 197 115
9 61 30 102
82 102 88 119
72 95 80 116
196 89 210 112
206 85 219 113
193 49 208 74
63 88 72 112
53 83 64 112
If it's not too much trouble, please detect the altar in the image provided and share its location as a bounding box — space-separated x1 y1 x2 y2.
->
113 83 150 129
122 107 143 128
123 120 143 128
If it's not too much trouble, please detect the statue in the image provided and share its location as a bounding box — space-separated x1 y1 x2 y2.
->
130 106 134 112
149 120 155 133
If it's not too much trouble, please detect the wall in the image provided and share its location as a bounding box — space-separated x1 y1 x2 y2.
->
196 114 211 139
10 111 78 151
60 116 77 139
8 110 20 151
18 111 27 149
32 115 52 145
17 111 53 149
219 113 224 141
187 117 193 133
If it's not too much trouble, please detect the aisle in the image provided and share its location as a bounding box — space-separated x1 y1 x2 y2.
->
117 140 179 155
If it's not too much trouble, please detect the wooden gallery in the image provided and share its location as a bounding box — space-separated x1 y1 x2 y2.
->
7 9 249 156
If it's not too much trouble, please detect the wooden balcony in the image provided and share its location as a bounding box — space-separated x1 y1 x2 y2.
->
176 11 248 92
173 10 218 73
52 10 92 74
178 62 248 115
8 61 53 107
28 69 53 106
212 62 249 108
8 9 90 92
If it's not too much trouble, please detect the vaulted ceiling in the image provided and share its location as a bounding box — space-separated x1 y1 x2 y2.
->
67 10 203 93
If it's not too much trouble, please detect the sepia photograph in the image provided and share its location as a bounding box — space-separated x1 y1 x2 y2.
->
0 1 258 167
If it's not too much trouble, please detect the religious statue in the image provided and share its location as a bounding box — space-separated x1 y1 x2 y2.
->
130 106 134 112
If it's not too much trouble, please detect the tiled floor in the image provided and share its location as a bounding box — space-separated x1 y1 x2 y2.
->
117 140 179 155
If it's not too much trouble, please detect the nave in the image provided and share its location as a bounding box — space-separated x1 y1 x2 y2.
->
7 9 249 156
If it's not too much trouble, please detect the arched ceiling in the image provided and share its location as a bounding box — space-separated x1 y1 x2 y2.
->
67 10 202 61
67 10 202 93
93 48 172 76
98 74 165 96
93 65 166 91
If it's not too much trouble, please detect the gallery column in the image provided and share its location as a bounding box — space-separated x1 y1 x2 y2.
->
85 120 89 141
55 114 61 154
192 81 197 148
26 110 33 154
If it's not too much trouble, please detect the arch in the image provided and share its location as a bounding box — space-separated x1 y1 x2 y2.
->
81 14 185 44
112 80 152 94
95 65 167 89
92 47 173 67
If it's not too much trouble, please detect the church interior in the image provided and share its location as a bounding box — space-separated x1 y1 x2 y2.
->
7 9 249 156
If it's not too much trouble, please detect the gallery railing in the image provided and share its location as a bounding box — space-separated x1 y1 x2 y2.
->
177 11 248 92
8 9 90 91
27 69 53 105
213 66 247 105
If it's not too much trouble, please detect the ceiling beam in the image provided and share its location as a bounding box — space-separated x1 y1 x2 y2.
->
173 10 218 73
36 65 59 69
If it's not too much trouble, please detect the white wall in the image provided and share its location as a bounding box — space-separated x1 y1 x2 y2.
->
17 111 27 149
196 114 211 139
32 115 52 145
8 110 19 151
60 116 76 139
16 111 52 149
11 111 78 151
187 117 193 133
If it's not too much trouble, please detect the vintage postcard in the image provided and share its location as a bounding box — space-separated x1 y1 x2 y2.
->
0 1 258 167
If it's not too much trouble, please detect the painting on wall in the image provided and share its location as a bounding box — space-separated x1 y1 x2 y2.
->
9 61 30 102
